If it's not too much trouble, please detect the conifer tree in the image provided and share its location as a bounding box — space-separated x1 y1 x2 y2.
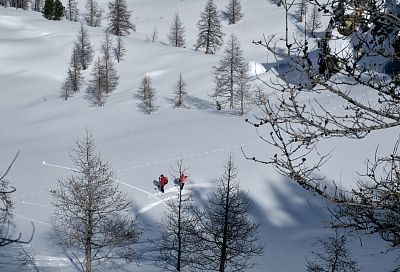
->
191 156 263 272
295 0 307 23
173 73 187 108
87 57 106 106
306 4 322 37
108 0 135 36
53 0 64 20
226 0 243 24
213 34 248 110
52 132 141 272
62 47 84 100
74 24 94 70
236 69 251 116
65 0 79 21
113 36 126 63
135 74 156 114
42 0 54 19
101 31 119 94
196 0 224 54
84 0 103 27
168 12 185 47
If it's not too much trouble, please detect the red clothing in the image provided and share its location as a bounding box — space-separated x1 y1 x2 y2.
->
179 175 187 184
159 176 168 186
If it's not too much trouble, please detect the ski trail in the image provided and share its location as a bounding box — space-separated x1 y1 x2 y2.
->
116 138 261 173
138 195 177 214
22 200 50 207
15 214 51 227
43 160 155 197
42 161 79 172
112 178 154 197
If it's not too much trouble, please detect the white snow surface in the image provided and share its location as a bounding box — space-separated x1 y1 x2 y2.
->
0 1 399 271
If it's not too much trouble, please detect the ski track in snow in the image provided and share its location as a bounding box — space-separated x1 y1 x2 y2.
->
117 139 261 173
15 213 51 227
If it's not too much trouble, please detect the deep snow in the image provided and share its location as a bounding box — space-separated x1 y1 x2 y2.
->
0 1 399 271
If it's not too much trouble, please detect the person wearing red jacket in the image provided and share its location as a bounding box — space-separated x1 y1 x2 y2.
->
159 174 168 193
178 174 187 190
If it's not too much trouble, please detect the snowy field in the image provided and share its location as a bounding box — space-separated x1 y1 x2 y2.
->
0 0 399 271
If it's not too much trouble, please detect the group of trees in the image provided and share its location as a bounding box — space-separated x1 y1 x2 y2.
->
153 156 263 272
246 0 400 270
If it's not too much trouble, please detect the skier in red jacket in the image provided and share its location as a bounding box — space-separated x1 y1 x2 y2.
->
159 174 168 193
178 174 187 190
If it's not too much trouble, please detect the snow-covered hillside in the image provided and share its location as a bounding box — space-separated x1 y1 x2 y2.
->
0 1 398 271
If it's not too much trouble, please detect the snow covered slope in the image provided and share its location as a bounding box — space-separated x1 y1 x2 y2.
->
0 1 398 271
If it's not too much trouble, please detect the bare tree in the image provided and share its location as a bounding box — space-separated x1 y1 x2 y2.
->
135 74 156 114
65 0 78 21
151 25 158 42
113 36 126 63
74 24 94 70
172 73 187 108
294 0 307 23
225 0 243 24
168 12 185 48
213 34 248 111
86 57 106 106
15 244 40 272
52 132 141 272
246 0 400 268
236 69 252 116
306 232 360 272
196 0 224 54
306 4 321 37
192 156 263 272
108 0 135 36
61 46 84 100
84 0 102 27
101 30 119 94
0 152 34 248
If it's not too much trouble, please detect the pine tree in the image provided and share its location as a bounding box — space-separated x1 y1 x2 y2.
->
236 69 251 116
53 0 64 20
87 57 106 106
65 0 79 21
172 73 187 108
191 156 263 272
135 74 156 114
84 0 102 27
61 47 84 100
52 132 141 272
168 12 185 47
42 0 54 19
74 24 94 70
213 34 248 110
306 4 322 37
108 0 135 36
295 0 307 23
226 0 243 24
196 0 224 54
113 36 126 63
101 31 119 94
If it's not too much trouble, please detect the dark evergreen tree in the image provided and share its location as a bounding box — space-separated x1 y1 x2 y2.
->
73 24 94 70
226 0 243 24
168 12 185 47
306 232 360 272
135 74 156 114
196 0 224 54
42 0 54 19
113 36 126 63
213 34 248 110
173 73 187 108
53 0 64 20
65 0 79 21
61 47 84 100
108 0 135 36
84 0 103 27
52 132 141 272
192 156 263 272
